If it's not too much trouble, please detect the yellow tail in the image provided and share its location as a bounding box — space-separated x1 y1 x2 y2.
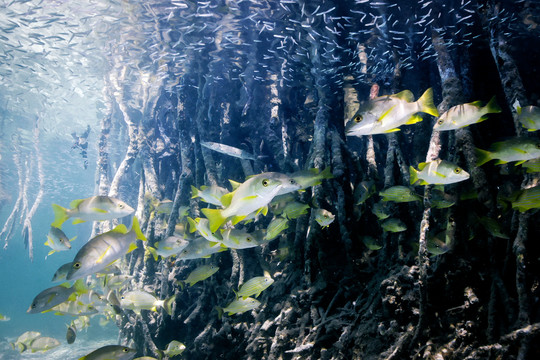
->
417 88 439 117
201 208 227 233
51 204 69 228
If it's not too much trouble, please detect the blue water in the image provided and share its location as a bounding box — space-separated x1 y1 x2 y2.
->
0 132 120 358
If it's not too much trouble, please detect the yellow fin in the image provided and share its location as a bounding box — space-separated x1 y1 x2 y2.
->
393 89 414 102
111 224 129 234
69 199 85 209
221 192 234 208
231 215 247 225
187 217 198 233
127 243 138 253
72 219 86 225
405 114 424 125
229 180 242 190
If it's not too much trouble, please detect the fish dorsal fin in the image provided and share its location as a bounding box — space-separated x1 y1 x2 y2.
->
111 224 129 234
417 162 427 171
392 90 414 102
221 191 235 207
378 105 396 122
470 100 483 107
69 199 85 209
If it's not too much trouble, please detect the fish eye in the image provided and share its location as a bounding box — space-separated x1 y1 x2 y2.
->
454 168 462 174
119 204 124 208
262 179 270 187
32 303 37 309
73 262 81 269
122 347 130 353
437 119 444 125
289 179 296 185
247 237 252 242
354 115 362 123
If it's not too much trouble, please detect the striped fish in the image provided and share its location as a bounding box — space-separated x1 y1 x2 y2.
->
512 185 540 212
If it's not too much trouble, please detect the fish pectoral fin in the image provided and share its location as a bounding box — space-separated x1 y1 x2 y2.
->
242 195 259 201
91 207 108 213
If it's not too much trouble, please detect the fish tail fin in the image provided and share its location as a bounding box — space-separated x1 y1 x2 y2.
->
319 167 334 179
409 166 419 185
51 204 69 228
131 216 146 241
187 217 198 233
417 88 439 117
475 148 492 166
146 246 158 262
485 96 501 114
216 306 224 320
191 185 199 199
73 279 88 295
201 208 226 233
163 294 176 316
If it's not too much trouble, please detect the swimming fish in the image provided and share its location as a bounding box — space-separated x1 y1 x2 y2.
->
178 264 219 288
10 331 41 353
434 97 501 131
191 184 228 207
511 184 540 212
201 141 259 161
0 312 10 321
176 237 228 261
77 345 137 360
146 235 189 261
161 340 186 358
235 276 274 299
371 201 392 220
264 216 289 241
313 208 335 228
427 232 450 256
187 217 223 243
354 180 376 205
220 228 263 249
119 290 175 316
27 280 86 314
379 186 422 203
217 297 261 318
202 172 298 232
380 218 407 233
346 88 438 136
515 104 540 131
522 158 540 173
409 159 470 185
66 217 146 280
45 226 75 256
50 300 99 316
52 196 134 228
477 216 509 239
476 138 540 166
66 325 76 344
281 201 310 219
27 336 60 353
289 167 334 189
362 236 383 250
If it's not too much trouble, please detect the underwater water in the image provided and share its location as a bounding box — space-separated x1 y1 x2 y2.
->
0 0 539 359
